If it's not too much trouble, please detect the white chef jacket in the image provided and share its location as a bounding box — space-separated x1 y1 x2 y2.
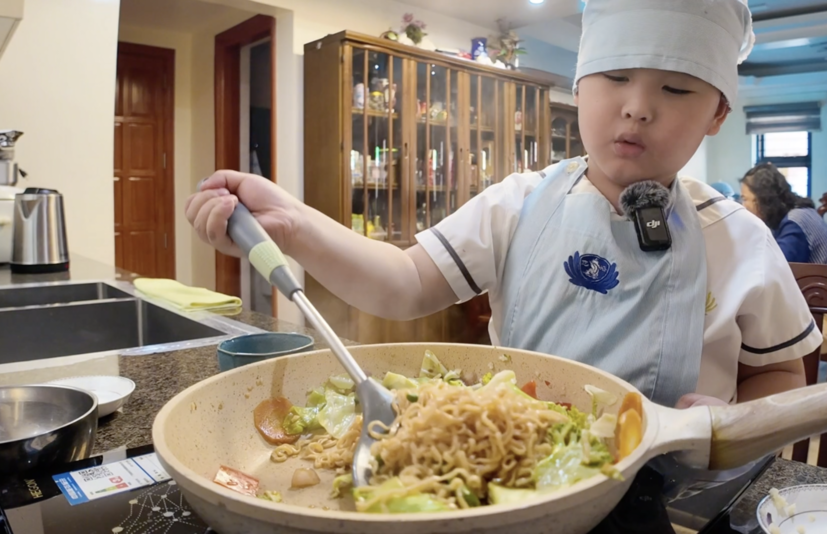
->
416 162 822 403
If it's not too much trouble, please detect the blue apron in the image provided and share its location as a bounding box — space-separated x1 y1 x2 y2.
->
499 158 707 407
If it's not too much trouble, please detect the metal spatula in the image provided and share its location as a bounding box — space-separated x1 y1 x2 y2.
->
226 202 397 487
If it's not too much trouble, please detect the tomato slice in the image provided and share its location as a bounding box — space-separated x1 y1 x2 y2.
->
520 380 538 399
253 396 300 445
214 465 260 497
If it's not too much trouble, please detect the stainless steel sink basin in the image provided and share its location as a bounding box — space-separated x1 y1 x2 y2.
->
0 281 262 364
0 282 129 308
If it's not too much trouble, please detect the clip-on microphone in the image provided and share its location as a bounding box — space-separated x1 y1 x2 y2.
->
619 181 672 252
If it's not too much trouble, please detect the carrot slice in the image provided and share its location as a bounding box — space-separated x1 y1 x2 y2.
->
253 397 300 445
520 380 538 399
617 408 643 461
618 392 643 420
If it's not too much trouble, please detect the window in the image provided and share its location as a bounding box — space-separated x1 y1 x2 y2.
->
754 131 812 198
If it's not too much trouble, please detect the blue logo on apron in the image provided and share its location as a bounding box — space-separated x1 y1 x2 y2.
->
564 252 619 294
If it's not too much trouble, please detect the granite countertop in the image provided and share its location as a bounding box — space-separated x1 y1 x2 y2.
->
0 254 135 286
726 458 827 533
93 310 352 454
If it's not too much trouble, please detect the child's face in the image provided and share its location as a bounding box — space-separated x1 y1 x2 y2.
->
575 69 728 187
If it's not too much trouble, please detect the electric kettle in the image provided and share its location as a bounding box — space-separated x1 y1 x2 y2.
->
11 188 69 273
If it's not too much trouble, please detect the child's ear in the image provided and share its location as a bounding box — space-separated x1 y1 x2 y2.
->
706 95 730 136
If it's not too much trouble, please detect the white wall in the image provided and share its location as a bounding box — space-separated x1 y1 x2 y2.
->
680 138 709 183
706 105 753 190
520 36 577 80
118 26 195 285
705 95 827 203
0 0 120 265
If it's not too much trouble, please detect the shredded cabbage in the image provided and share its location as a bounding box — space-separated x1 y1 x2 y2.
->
481 370 517 390
258 490 283 502
317 389 356 439
331 473 353 498
382 371 419 390
420 350 449 378
589 413 618 439
329 374 355 393
535 441 603 491
584 385 618 416
354 477 450 513
306 387 326 407
282 406 322 435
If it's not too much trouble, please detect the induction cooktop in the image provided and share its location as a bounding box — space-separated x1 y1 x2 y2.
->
0 445 772 534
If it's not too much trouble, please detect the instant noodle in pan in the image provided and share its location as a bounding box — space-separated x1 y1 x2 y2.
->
156 342 827 534
215 351 643 512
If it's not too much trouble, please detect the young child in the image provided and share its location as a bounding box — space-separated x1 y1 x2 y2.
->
186 0 819 408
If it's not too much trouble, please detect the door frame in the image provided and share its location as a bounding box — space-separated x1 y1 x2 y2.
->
116 42 176 278
214 15 277 316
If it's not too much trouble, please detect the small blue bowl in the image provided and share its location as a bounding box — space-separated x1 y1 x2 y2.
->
217 332 315 372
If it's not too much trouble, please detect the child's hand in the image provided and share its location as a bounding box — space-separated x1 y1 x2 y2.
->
185 170 305 257
675 393 729 409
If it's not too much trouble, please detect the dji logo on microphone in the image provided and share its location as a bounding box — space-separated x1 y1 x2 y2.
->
646 220 661 229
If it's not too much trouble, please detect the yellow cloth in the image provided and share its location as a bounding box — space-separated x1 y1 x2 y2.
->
133 278 242 313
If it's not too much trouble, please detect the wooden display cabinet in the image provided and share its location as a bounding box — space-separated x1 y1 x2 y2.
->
304 31 554 344
550 102 584 162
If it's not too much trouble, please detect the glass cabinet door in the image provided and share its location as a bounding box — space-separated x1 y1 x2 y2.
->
414 62 458 229
523 85 540 171
550 106 584 162
513 84 541 173
514 84 524 174
551 116 569 163
448 70 459 217
470 75 499 197
569 119 584 158
349 48 407 244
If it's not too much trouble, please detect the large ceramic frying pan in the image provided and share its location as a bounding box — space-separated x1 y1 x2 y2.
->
153 343 827 534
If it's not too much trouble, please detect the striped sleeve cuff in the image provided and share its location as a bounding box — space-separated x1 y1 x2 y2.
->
415 228 483 303
739 319 823 367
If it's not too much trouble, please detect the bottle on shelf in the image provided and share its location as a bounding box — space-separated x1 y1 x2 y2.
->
416 203 427 232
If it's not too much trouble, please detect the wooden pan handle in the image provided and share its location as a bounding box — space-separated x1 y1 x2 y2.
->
708 382 827 470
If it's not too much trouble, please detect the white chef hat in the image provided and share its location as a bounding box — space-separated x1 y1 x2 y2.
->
574 0 755 105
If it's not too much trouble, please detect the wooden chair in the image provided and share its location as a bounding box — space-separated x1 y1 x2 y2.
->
788 262 827 466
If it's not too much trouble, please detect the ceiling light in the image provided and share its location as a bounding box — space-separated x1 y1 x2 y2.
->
529 0 545 4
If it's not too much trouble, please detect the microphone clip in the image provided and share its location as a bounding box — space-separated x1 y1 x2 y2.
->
631 207 672 252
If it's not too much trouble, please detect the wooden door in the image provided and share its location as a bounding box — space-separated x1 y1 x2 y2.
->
114 43 175 278
214 15 277 303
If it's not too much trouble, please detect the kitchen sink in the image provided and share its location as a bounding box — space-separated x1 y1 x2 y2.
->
0 282 130 308
0 281 261 365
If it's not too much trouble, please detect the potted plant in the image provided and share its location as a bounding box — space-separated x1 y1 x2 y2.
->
489 22 527 69
401 13 427 45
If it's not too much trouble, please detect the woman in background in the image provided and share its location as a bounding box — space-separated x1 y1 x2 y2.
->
741 162 827 264
709 181 741 204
